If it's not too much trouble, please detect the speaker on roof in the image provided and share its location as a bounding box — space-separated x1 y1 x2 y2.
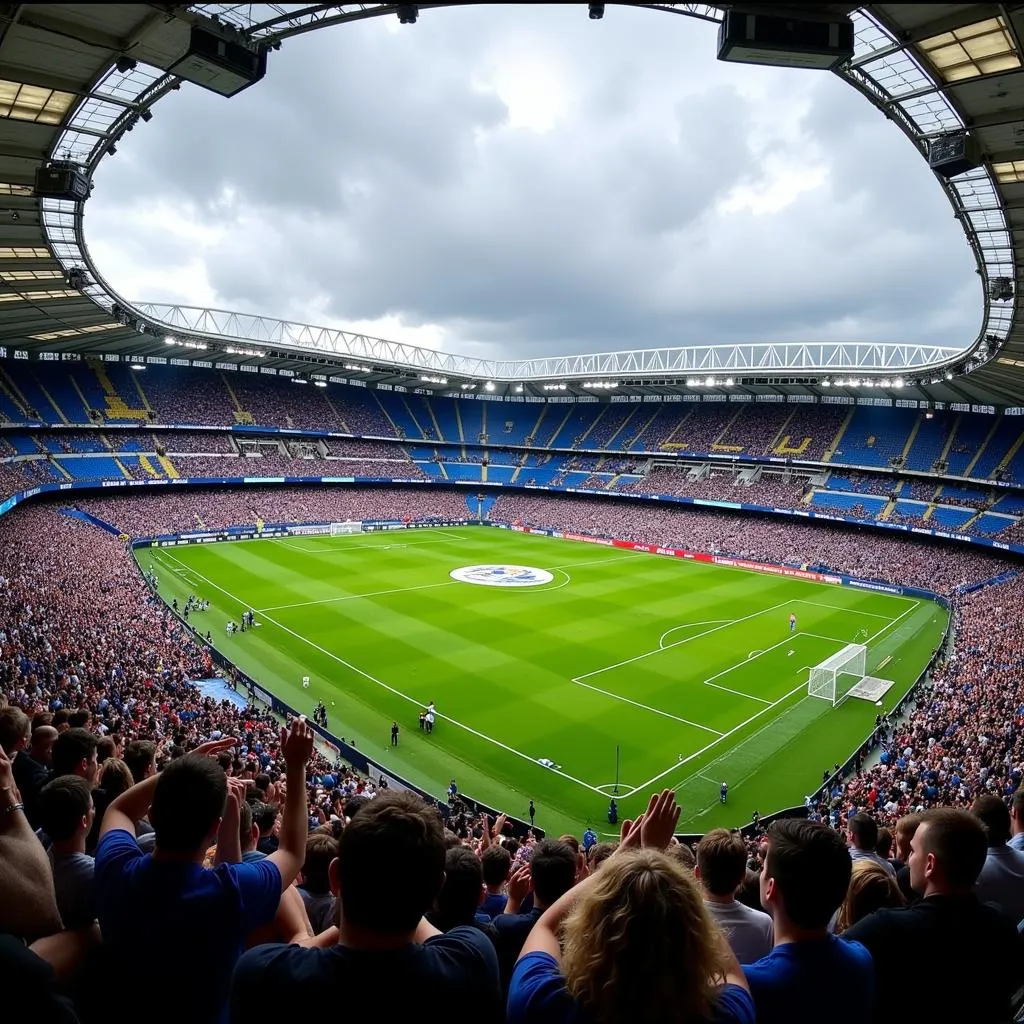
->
717 8 854 70
168 21 267 98
989 277 1014 301
928 132 981 180
34 164 91 202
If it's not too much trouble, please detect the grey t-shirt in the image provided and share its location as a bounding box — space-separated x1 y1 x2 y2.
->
50 849 95 929
705 898 774 964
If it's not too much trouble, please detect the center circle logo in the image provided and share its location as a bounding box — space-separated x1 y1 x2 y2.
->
450 564 554 588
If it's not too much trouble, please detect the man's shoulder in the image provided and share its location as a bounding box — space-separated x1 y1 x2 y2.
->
427 925 499 965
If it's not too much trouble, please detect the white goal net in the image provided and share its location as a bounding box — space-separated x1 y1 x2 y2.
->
330 521 362 536
808 643 867 706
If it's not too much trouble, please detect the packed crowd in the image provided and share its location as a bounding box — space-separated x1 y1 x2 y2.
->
628 467 810 506
491 492 1008 595
2 490 1024 1023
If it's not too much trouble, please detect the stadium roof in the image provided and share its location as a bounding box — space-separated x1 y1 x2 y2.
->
0 3 1023 404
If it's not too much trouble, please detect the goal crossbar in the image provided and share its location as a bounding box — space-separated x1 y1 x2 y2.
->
807 643 868 706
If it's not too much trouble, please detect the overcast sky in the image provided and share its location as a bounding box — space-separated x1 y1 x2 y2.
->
87 4 979 361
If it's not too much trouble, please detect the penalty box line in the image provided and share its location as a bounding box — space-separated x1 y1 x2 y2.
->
161 552 608 798
623 600 921 799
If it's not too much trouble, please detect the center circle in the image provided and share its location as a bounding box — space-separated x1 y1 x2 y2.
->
449 564 555 588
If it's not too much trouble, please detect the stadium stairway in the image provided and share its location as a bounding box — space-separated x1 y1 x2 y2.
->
605 407 638 449
524 405 548 447
88 359 149 421
112 457 133 479
898 413 924 465
822 406 856 463
400 396 430 439
422 397 446 441
996 429 1024 479
878 498 897 521
32 376 71 425
219 373 254 425
0 368 30 420
660 408 696 449
937 412 962 467
453 399 466 443
156 455 179 478
138 454 162 478
964 414 1004 478
64 507 122 535
769 408 799 454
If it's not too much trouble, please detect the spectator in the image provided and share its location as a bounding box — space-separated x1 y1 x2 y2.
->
847 813 895 877
743 819 873 1024
833 860 904 934
123 740 157 785
845 808 1022 1023
1010 790 1024 852
94 721 313 1024
230 790 502 1018
297 832 338 935
36 775 96 929
695 828 773 962
428 846 496 934
51 729 99 788
509 790 753 1024
480 843 511 919
493 839 578 991
4 708 50 824
971 794 1024 921
891 812 922 902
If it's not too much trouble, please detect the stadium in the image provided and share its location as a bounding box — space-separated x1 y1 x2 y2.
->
2 3 1024 1022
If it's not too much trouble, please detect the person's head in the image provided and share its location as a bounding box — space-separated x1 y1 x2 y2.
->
0 706 29 756
848 812 878 852
97 735 116 763
695 828 747 899
1012 791 1024 837
971 794 1012 848
36 776 94 847
666 840 696 871
301 833 337 896
894 812 923 862
834 859 906 933
562 848 727 1024
51 728 99 785
528 839 578 909
67 709 90 730
332 791 445 935
98 757 135 799
124 740 157 785
909 808 988 897
149 754 228 857
29 725 58 765
481 843 512 891
760 819 852 932
432 846 484 928
238 800 258 853
587 842 617 872
253 801 278 836
875 827 893 860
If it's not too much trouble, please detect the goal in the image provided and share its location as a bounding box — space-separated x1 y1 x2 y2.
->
329 521 362 536
807 643 867 706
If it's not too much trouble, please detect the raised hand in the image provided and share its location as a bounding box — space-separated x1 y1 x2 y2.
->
507 864 533 904
280 716 314 770
194 736 238 758
639 789 681 849
224 776 248 817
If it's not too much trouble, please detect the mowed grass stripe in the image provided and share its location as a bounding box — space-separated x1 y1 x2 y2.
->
147 527 948 835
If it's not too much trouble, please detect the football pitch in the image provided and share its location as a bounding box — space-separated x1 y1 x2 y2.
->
142 526 948 836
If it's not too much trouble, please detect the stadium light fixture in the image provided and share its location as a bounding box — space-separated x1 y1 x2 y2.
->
291 377 308 385
704 376 716 387
894 378 904 389
589 4 605 19
514 385 524 393
724 377 735 387
314 380 327 388
484 382 495 392
821 379 831 387
685 377 698 387
164 336 175 345
945 371 954 380
130 363 145 371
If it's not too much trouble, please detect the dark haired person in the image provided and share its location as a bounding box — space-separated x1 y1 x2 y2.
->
94 720 313 1024
230 791 501 1019
743 819 873 1024
845 809 1022 1023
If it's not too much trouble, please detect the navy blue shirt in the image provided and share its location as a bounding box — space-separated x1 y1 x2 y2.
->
230 925 501 1021
508 952 755 1024
95 829 281 1024
743 937 874 1024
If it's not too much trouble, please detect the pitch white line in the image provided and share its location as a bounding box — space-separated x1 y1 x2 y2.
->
703 680 773 705
161 552 606 796
793 597 913 617
575 600 791 682
569 677 725 736
624 601 922 799
659 621 732 649
260 580 457 613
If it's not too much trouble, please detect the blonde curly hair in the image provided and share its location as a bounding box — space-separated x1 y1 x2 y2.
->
560 847 729 1024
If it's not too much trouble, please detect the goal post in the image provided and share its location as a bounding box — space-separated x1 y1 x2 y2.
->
329 521 362 536
807 643 867 706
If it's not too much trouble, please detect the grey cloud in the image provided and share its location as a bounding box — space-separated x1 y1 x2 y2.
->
87 4 980 358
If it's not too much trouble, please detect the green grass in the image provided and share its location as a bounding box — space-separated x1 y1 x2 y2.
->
141 526 948 838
